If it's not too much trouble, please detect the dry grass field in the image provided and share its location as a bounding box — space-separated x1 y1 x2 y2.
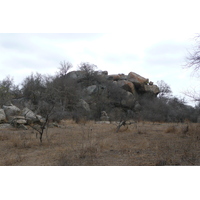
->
0 120 200 166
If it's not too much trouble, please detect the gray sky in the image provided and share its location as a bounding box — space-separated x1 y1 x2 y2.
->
0 0 200 106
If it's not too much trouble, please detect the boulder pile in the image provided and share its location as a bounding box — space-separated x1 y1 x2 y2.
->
0 70 160 126
0 104 44 129
69 70 160 121
108 72 159 95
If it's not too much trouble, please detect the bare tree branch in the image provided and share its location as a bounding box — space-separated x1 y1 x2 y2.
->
186 34 200 76
25 104 55 143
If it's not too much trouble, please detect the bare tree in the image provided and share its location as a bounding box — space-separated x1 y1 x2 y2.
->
156 80 172 98
185 34 200 102
186 34 200 76
58 61 73 76
77 62 97 75
25 104 55 143
183 87 200 102
0 76 19 106
77 62 98 86
21 73 46 105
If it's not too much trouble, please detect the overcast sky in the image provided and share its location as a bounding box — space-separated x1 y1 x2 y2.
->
1 0 200 107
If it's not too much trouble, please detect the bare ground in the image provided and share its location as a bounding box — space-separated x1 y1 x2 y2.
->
0 120 200 166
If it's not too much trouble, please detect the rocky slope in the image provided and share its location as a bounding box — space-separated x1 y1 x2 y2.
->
66 70 160 120
0 70 160 126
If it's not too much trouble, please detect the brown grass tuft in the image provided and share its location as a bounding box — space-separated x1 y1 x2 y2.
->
0 133 9 141
165 125 176 133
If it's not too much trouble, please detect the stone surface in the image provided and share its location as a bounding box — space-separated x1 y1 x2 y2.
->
0 109 6 123
144 85 160 95
121 91 136 108
134 101 142 111
77 99 91 112
108 74 127 81
117 80 137 95
10 116 27 127
66 70 87 79
22 107 40 124
66 71 78 79
2 104 21 121
85 85 97 95
0 123 13 129
127 72 149 87
3 104 21 116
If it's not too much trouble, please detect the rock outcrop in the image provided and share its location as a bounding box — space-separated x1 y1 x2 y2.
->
106 71 159 95
108 74 127 81
144 85 160 95
3 104 21 122
22 107 42 124
127 72 149 87
0 104 45 130
71 70 160 119
117 80 137 95
77 99 91 112
0 109 6 123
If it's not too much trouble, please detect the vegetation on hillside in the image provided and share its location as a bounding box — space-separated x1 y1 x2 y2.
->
0 61 199 123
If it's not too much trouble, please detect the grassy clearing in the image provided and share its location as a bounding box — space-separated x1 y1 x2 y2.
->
0 120 200 166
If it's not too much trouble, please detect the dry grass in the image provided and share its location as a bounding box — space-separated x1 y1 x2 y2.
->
165 125 176 133
0 120 200 166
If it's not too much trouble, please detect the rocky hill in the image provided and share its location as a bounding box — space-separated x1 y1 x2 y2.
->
0 65 199 126
0 70 160 127
65 70 160 121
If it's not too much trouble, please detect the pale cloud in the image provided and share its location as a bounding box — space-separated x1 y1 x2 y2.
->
0 33 197 104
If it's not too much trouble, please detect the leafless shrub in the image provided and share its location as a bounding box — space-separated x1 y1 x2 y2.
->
116 120 136 133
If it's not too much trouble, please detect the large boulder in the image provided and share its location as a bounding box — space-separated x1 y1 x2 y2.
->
0 124 13 129
66 70 87 80
22 107 41 124
0 109 6 123
127 72 149 88
10 116 27 127
77 99 91 112
66 71 78 79
107 74 127 81
144 85 160 95
121 91 136 108
85 85 97 95
2 104 21 121
117 80 137 95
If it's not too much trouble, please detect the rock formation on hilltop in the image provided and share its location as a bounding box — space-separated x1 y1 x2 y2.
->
0 70 160 126
66 70 160 121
